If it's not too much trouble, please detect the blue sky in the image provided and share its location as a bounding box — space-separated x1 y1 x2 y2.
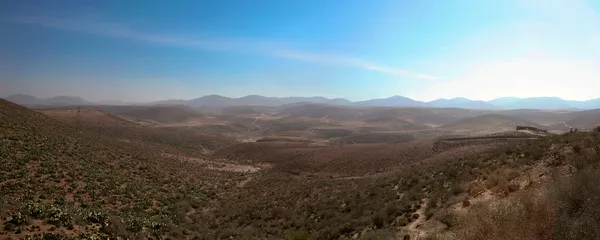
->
2 0 600 102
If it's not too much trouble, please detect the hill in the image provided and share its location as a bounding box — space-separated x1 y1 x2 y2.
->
4 94 44 105
278 103 365 120
439 114 544 133
495 97 576 110
45 96 90 106
220 105 277 115
490 97 600 110
487 97 521 106
5 94 90 107
157 95 354 108
5 96 600 239
365 108 492 127
573 98 600 109
361 116 432 131
0 98 244 239
355 95 428 107
499 109 573 125
565 109 600 130
37 108 135 126
428 97 497 109
96 105 204 124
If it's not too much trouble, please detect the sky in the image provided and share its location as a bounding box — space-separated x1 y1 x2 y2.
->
1 0 600 102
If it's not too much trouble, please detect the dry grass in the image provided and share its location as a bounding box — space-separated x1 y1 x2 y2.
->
7 97 600 239
0 99 243 239
432 132 600 240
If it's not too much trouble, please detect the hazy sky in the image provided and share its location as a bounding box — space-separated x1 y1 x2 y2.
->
2 0 600 102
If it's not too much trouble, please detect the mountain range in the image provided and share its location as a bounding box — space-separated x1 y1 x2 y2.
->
4 94 600 110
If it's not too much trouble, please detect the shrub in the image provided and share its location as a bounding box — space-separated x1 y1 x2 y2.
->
398 216 409 226
485 175 499 189
20 233 66 240
125 217 145 232
24 202 45 218
44 206 72 227
8 212 28 225
435 209 457 228
467 182 485 196
385 204 400 219
284 229 309 240
371 214 384 229
451 184 464 195
86 210 108 226
505 170 520 181
432 164 600 240
572 144 582 155
358 229 395 240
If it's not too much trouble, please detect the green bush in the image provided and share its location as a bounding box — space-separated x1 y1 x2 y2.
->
44 205 72 227
8 212 28 225
85 210 108 226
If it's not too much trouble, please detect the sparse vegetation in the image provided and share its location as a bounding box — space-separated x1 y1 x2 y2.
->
430 128 600 240
0 100 243 238
5 98 600 239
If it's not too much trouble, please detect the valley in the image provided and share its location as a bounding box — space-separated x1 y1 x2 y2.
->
1 98 600 239
5 1 600 238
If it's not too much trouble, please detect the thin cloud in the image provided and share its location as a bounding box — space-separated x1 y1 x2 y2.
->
272 50 439 80
11 17 438 80
12 17 245 51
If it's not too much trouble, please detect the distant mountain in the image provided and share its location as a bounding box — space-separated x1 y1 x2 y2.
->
487 97 521 107
147 99 189 106
4 94 89 107
94 100 138 106
486 97 600 110
281 96 353 106
570 98 600 109
4 94 44 105
328 98 354 105
172 95 353 107
6 93 600 110
45 96 90 106
187 95 233 107
354 95 427 107
428 97 497 109
493 97 575 110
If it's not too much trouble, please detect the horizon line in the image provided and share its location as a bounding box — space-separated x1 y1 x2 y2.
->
4 93 600 104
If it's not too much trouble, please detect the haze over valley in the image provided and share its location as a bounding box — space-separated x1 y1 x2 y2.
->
4 0 600 239
6 93 600 110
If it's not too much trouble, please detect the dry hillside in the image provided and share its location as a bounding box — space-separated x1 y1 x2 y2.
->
439 114 544 133
0 99 244 239
96 105 204 124
4 98 600 239
37 109 135 126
